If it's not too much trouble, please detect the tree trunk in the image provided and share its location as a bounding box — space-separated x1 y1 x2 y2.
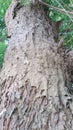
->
0 0 73 130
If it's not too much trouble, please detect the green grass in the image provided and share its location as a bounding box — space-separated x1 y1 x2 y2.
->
0 41 8 70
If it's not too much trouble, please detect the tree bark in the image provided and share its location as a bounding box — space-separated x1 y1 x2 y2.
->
0 0 73 130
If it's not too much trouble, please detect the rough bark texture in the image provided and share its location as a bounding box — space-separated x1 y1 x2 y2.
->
0 0 73 130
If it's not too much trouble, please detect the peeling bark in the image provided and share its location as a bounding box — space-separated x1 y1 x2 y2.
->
0 0 73 130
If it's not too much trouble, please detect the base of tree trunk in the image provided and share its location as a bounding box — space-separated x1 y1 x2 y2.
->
0 1 73 130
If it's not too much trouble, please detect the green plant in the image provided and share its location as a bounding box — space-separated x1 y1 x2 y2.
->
0 0 12 41
45 0 73 47
0 42 8 70
0 0 11 69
